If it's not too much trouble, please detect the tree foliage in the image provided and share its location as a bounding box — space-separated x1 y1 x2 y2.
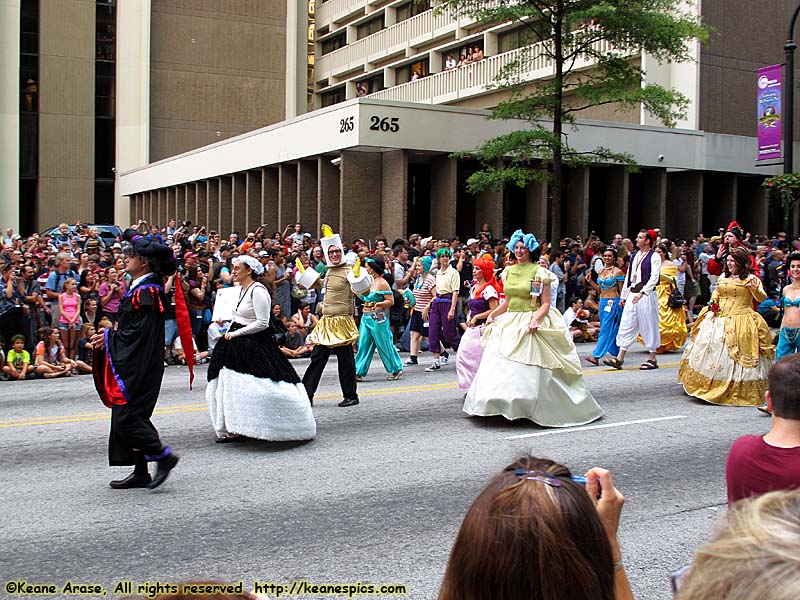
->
439 0 709 196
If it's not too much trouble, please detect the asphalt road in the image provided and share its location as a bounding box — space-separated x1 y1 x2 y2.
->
1 344 771 600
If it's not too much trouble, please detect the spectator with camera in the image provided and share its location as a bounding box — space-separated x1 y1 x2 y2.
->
0 261 26 349
439 454 632 600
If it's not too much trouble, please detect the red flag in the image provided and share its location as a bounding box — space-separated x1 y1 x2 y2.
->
173 273 195 389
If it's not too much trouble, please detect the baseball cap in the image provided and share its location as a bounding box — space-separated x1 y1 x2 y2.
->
183 251 197 260
467 238 479 246
258 250 270 258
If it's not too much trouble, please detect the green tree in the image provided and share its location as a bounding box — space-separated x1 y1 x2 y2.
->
439 0 708 231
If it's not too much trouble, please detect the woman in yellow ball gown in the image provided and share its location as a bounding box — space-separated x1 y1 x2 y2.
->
678 247 774 406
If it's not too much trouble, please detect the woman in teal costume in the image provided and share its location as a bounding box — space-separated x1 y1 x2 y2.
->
355 255 404 380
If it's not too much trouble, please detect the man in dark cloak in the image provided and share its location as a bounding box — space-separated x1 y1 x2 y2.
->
92 229 179 489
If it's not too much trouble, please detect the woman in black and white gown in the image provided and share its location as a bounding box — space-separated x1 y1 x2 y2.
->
206 255 316 442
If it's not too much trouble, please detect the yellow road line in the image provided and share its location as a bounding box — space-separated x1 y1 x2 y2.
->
0 361 680 429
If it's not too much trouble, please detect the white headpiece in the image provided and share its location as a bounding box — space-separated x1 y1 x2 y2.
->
320 224 343 267
232 255 264 275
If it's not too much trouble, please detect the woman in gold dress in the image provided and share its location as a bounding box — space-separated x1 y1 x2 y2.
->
653 244 688 353
678 247 774 406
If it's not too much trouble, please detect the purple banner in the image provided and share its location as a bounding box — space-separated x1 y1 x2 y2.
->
757 64 782 161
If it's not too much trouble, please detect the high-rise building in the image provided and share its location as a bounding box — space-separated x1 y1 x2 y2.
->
1 0 291 234
5 1 798 240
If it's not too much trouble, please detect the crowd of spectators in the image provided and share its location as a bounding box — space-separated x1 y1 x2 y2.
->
2 219 800 382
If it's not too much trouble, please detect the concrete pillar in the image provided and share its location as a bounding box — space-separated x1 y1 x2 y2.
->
147 191 156 225
430 156 458 239
207 179 220 234
318 157 340 235
115 0 151 229
278 164 298 231
0 0 20 232
564 166 589 239
666 171 703 240
477 186 503 242
641 169 667 233
297 160 318 231
232 173 247 234
381 150 408 242
185 184 196 226
174 185 184 224
155 189 165 229
604 167 629 240
263 168 279 232
220 176 233 236
340 150 382 240
197 181 208 230
525 180 549 240
165 187 175 226
246 171 263 233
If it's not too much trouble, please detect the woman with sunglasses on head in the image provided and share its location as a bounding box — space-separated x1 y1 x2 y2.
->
464 229 603 427
207 255 315 443
439 454 632 600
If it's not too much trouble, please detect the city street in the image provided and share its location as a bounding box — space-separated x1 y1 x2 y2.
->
1 345 770 600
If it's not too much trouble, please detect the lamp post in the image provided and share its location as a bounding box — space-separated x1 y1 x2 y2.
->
784 2 800 176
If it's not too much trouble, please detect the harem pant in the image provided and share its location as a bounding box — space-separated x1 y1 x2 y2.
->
429 296 461 354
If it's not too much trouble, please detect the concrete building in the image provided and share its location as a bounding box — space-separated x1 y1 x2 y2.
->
118 1 800 242
6 1 799 240
2 0 291 234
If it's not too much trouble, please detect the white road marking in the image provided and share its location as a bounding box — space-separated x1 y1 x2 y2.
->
504 415 688 440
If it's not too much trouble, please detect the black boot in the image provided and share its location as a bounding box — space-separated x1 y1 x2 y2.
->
109 453 151 489
147 447 179 489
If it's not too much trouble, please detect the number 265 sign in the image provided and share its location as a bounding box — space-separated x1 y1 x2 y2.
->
338 115 400 134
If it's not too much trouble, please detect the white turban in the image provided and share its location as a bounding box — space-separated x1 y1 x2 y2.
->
232 255 264 275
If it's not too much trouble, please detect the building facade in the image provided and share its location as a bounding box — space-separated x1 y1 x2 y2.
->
1 0 290 234
118 1 800 242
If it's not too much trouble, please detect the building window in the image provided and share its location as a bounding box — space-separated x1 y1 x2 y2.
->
498 23 550 54
357 15 384 40
396 0 430 23
321 87 346 107
321 32 346 55
396 58 429 85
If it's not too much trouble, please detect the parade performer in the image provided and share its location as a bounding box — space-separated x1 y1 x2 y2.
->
775 252 800 359
91 229 182 489
707 221 760 278
207 255 315 441
455 256 499 389
645 244 688 353
423 248 461 372
679 247 774 406
354 255 404 381
464 230 603 427
302 225 361 408
604 230 662 371
585 247 623 366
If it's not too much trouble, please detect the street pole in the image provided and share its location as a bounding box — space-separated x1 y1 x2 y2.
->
784 2 800 234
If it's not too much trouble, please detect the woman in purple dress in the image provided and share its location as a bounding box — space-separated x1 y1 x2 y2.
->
456 257 500 390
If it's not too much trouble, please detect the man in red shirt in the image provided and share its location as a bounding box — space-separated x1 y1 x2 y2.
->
726 354 800 505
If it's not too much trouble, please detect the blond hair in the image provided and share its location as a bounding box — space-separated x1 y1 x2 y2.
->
677 489 800 600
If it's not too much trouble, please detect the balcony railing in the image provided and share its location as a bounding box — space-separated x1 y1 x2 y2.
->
316 0 368 28
316 7 460 80
367 37 632 105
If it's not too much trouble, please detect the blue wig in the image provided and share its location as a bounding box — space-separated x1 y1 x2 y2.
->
508 229 539 254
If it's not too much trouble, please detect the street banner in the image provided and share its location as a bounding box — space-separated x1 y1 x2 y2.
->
757 64 782 161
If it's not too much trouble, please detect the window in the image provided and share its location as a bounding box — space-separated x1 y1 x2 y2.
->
396 0 430 23
357 74 384 95
357 15 384 40
396 58 429 85
321 32 346 55
321 87 346 107
498 23 550 54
